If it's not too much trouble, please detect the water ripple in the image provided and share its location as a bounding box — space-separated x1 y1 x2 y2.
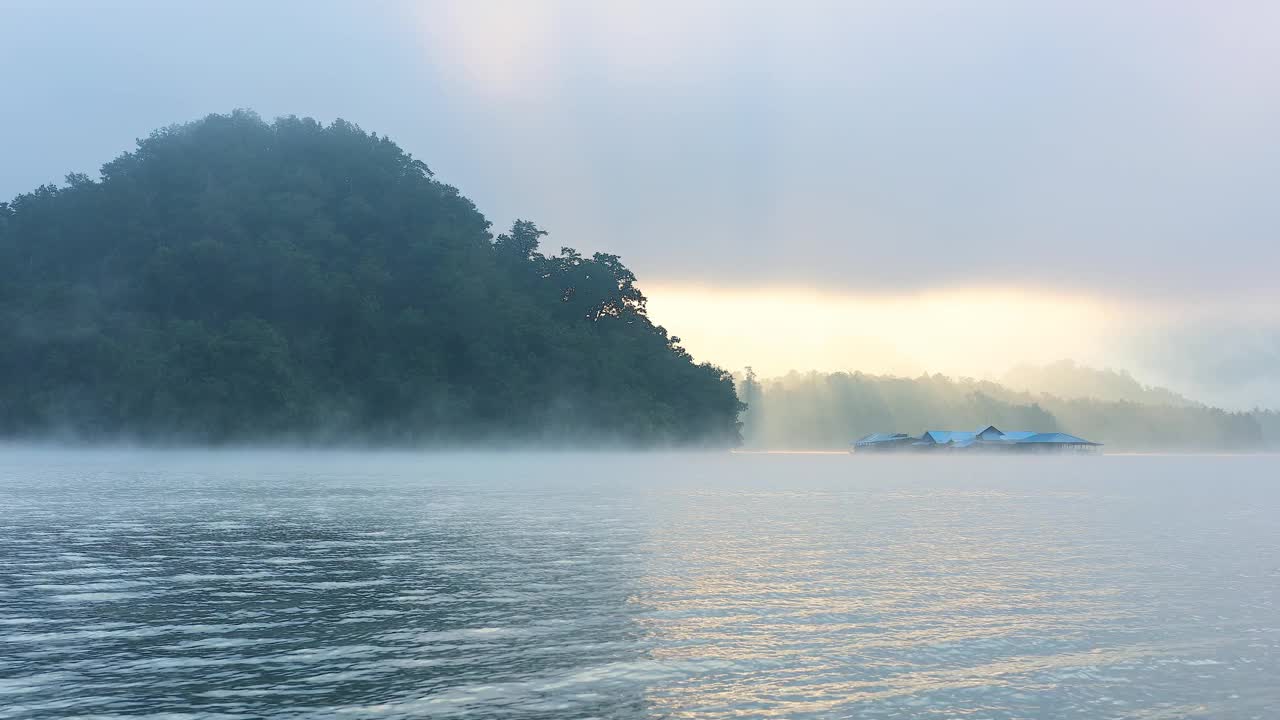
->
1 451 1278 718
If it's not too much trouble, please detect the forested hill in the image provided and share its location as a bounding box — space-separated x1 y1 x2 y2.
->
0 111 743 445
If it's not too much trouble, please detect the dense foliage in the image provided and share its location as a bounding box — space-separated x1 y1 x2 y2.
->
741 370 1269 452
0 111 743 445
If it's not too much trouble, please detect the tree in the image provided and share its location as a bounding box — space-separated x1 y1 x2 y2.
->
0 111 744 446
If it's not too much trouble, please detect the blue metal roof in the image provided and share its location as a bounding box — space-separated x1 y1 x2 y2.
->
925 429 1098 444
923 431 977 444
854 433 910 445
1017 432 1100 445
1000 431 1037 440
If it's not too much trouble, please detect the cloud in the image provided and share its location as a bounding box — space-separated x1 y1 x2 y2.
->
391 0 1280 300
4 1 1277 300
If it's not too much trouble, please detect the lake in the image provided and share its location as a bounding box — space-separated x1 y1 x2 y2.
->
1 450 1277 719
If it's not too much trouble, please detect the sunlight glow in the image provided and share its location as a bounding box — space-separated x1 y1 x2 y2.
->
644 285 1122 380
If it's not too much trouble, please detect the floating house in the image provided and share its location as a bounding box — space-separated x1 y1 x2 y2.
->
853 425 1101 454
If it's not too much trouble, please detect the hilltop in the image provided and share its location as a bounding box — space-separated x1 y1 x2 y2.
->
1002 360 1200 408
0 111 743 445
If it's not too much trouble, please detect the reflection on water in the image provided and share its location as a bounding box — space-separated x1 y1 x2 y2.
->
1 451 1278 719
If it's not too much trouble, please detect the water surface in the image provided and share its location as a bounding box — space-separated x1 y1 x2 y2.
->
1 451 1278 718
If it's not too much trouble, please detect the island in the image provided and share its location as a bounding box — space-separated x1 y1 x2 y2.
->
0 111 744 446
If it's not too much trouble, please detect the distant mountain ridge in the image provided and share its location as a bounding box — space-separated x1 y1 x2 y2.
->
1003 360 1200 408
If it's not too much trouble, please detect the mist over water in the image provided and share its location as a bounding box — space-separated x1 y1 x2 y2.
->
2 450 1278 718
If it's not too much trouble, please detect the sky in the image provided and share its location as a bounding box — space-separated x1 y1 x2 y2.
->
4 0 1279 408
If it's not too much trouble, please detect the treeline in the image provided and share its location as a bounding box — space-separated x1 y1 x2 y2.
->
739 370 1274 452
0 111 743 445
